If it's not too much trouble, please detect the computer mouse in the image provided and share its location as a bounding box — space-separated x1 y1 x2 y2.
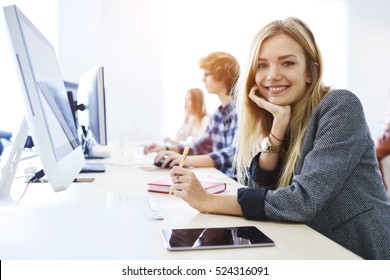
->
154 155 172 168
154 156 169 168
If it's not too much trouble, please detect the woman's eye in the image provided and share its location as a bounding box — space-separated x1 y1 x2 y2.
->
257 63 267 69
282 61 295 67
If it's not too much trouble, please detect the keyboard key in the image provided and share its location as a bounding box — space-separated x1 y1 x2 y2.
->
107 193 164 220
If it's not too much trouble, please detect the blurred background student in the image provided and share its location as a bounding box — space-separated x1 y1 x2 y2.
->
0 130 34 156
0 130 13 156
144 51 240 178
164 88 209 145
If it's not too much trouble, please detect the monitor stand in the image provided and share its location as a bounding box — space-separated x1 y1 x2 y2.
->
0 118 29 205
81 144 106 173
79 128 107 173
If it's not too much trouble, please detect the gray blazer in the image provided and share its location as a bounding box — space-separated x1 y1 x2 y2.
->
241 89 390 259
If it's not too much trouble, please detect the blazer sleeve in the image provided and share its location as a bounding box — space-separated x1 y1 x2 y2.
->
249 152 282 187
262 90 374 222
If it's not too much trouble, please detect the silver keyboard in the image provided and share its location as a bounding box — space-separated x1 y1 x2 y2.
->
106 193 164 220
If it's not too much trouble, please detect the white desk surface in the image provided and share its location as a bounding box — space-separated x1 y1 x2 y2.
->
0 144 362 260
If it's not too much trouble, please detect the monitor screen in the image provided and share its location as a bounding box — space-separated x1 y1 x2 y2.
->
2 5 85 193
77 66 108 151
64 80 79 129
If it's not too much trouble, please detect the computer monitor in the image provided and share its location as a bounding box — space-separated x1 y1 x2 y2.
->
64 67 108 173
0 5 85 204
64 80 80 129
76 66 108 159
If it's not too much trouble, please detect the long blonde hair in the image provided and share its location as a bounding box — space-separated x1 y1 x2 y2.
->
235 17 331 187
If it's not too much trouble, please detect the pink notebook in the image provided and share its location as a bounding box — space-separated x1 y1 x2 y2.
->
147 178 226 194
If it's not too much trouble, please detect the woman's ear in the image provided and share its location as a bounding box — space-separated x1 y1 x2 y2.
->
313 62 319 72
306 62 319 84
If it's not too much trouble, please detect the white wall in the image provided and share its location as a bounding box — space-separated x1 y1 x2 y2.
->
345 0 390 138
2 0 390 142
160 0 348 139
59 0 164 142
57 0 350 143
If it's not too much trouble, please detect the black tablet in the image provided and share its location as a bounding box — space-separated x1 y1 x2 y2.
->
160 226 275 251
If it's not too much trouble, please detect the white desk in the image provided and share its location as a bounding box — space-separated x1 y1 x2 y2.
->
0 144 362 259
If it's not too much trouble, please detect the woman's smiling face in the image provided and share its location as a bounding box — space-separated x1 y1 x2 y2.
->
255 33 312 106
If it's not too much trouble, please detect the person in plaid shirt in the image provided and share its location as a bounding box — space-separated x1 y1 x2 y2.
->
144 51 240 179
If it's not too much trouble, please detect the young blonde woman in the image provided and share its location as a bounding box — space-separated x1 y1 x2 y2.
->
169 17 390 259
163 88 209 145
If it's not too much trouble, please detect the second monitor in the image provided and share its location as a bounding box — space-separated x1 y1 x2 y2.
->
77 66 108 158
67 66 108 173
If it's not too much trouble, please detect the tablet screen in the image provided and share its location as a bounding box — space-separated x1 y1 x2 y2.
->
160 226 274 250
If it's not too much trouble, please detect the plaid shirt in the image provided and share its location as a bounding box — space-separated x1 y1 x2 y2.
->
178 100 237 178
